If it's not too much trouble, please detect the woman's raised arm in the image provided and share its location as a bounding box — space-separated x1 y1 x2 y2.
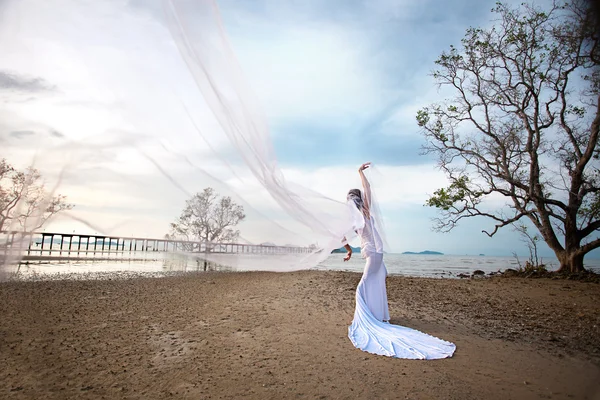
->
358 162 372 214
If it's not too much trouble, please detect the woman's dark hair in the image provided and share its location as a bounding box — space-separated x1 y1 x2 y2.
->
347 188 364 211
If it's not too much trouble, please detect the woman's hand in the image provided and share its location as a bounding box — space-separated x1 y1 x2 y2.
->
343 243 353 261
358 162 371 172
344 251 352 262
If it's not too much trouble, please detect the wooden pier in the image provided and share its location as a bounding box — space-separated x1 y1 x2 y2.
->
1 231 314 259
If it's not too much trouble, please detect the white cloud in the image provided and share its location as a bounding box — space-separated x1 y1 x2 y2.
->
37 160 451 249
280 163 449 208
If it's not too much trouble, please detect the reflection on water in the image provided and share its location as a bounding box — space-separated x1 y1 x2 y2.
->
6 252 233 281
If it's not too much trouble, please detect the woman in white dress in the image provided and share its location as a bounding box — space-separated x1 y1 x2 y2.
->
343 162 456 360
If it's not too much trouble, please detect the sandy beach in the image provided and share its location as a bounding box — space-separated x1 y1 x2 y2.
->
1 270 599 399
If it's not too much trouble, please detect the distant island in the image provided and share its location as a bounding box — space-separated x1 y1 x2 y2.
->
331 246 360 254
402 250 444 255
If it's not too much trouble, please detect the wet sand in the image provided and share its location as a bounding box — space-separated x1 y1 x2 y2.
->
1 270 599 399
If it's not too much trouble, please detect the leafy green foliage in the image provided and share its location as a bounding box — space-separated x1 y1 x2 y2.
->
426 176 482 211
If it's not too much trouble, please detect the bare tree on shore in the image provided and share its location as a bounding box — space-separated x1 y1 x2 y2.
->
0 158 73 234
169 187 245 251
418 1 600 273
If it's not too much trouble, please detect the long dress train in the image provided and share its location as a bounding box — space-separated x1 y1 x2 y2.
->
347 217 456 360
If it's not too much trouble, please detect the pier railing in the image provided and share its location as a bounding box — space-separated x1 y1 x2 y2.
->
0 231 314 259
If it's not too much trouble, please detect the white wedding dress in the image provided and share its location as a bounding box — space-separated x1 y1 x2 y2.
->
348 215 456 359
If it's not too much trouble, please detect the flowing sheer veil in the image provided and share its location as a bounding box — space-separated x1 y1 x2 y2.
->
0 0 388 277
366 164 390 252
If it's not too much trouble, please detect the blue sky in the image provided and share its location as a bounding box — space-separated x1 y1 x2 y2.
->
2 0 596 263
217 0 494 168
209 0 578 258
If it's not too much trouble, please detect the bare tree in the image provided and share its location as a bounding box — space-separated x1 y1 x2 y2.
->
417 1 600 273
513 222 543 269
0 158 73 233
169 187 245 251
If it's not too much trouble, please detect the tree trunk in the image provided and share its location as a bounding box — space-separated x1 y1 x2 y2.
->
557 251 586 273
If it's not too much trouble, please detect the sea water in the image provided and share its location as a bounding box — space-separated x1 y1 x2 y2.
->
317 253 600 277
6 252 600 280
